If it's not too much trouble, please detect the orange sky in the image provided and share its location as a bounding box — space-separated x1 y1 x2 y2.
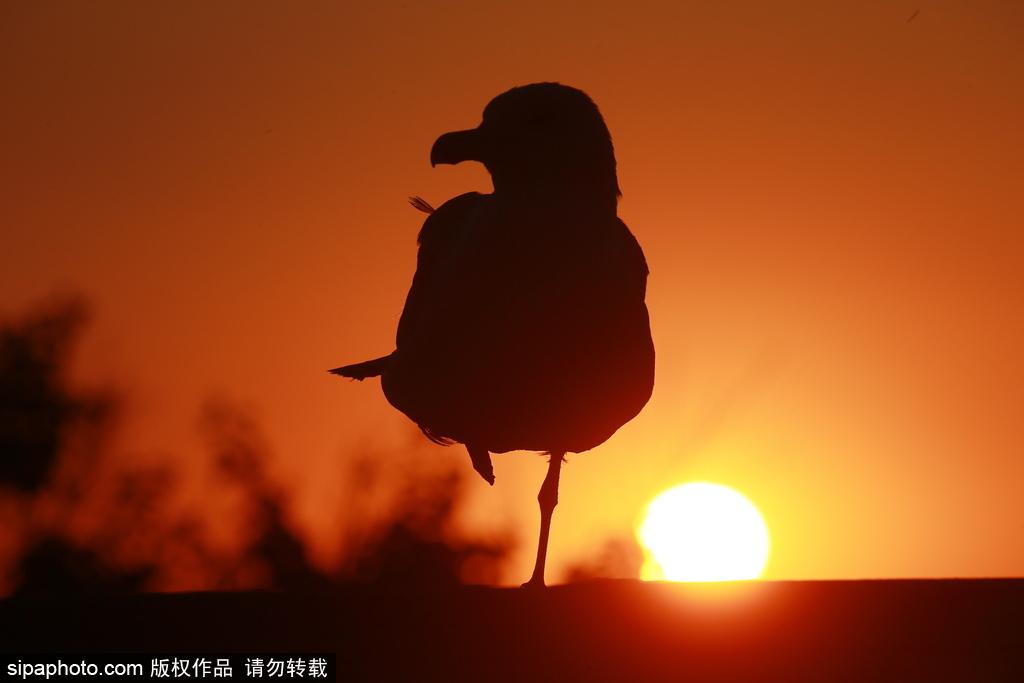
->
2 1 1023 583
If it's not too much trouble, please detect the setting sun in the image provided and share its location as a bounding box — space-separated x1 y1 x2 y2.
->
637 482 770 582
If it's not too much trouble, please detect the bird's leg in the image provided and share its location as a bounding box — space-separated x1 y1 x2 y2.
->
523 451 565 588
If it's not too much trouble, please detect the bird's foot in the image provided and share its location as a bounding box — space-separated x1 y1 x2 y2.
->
467 445 495 486
520 577 547 589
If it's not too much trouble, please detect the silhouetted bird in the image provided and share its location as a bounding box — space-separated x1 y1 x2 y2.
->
332 82 655 586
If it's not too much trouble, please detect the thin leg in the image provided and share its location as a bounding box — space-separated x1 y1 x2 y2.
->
523 451 565 588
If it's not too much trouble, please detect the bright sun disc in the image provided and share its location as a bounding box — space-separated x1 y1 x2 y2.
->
637 482 770 582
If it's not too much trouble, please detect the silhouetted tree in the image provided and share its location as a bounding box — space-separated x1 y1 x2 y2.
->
564 537 644 583
200 400 329 590
1 297 514 595
0 296 110 493
343 464 513 586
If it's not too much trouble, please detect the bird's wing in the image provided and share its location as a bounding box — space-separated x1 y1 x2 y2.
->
614 217 650 298
396 191 487 350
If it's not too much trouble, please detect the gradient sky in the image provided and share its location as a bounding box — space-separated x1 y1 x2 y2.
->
2 1 1022 583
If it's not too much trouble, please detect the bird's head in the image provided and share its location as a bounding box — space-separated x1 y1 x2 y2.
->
430 83 621 212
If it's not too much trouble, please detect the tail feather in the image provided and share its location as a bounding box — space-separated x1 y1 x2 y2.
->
329 353 394 380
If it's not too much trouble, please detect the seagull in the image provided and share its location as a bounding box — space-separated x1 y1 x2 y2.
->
332 82 655 586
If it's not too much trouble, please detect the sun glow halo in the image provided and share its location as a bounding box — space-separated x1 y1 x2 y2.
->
637 482 770 582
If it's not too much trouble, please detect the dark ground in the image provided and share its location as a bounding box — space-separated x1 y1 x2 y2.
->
1 579 1022 682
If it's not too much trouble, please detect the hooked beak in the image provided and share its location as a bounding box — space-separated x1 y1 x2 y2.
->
430 128 483 167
